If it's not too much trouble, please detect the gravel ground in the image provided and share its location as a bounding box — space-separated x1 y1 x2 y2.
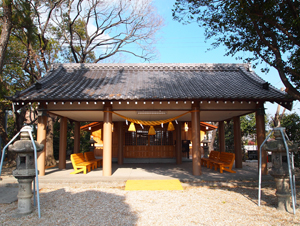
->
0 183 299 226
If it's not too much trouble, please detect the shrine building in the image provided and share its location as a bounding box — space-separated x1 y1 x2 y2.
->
10 63 294 176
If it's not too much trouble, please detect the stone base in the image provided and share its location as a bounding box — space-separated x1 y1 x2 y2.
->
274 177 293 212
277 193 292 212
16 178 34 216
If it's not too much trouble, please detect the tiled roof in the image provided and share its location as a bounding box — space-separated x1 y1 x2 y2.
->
11 63 293 105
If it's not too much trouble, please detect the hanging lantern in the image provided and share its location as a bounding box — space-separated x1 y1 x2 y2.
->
167 122 175 131
184 122 189 132
148 126 156 135
128 122 136 132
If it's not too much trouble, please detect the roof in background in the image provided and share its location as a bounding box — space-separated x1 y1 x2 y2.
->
11 63 294 109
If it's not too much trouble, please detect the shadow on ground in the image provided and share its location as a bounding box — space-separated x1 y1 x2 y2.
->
111 161 270 182
0 188 138 225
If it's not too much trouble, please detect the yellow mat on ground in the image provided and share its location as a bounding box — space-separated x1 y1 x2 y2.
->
125 179 183 191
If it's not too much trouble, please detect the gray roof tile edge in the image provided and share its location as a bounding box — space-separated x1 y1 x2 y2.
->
238 66 289 97
12 66 64 99
10 63 294 104
51 63 249 71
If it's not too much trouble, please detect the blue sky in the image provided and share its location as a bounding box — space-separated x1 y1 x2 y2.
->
127 0 300 118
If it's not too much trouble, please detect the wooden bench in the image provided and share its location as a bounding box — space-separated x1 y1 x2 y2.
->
209 152 236 173
84 151 102 168
201 151 220 168
70 153 96 174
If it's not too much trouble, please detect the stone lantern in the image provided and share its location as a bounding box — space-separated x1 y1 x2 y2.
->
8 126 44 216
88 136 97 152
262 127 298 212
201 139 211 158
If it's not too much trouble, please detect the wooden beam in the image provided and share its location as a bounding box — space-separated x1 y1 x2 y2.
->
176 121 182 164
74 121 80 154
117 121 123 165
58 117 68 169
191 103 201 175
37 113 47 176
219 121 225 152
103 106 112 176
233 116 243 168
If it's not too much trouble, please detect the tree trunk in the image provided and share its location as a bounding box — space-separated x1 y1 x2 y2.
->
0 106 8 145
0 0 13 76
15 107 27 132
209 122 218 152
273 88 286 127
45 115 57 167
5 106 27 166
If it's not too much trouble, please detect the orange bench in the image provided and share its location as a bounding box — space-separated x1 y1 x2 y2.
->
209 152 236 173
70 153 96 174
84 151 102 168
201 151 220 168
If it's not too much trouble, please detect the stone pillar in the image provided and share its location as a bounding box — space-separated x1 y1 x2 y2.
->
103 106 112 176
37 110 47 176
117 121 123 165
176 121 182 164
262 128 297 211
233 116 243 168
74 121 80 154
218 121 225 152
58 117 68 169
191 103 201 175
256 105 267 175
16 178 34 215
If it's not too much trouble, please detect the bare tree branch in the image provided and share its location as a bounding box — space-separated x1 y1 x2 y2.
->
52 0 163 63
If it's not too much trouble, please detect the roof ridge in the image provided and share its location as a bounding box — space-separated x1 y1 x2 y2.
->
56 63 249 71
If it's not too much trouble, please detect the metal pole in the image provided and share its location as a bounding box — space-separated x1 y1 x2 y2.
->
291 153 297 207
258 131 272 206
279 128 296 214
0 132 21 177
33 177 36 206
28 131 41 218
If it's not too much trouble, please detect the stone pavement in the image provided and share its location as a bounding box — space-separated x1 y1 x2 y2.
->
1 161 276 186
1 160 299 204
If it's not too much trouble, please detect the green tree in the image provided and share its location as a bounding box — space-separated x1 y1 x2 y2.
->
1 1 62 132
214 113 269 152
1 0 63 165
240 113 257 138
1 0 164 165
274 113 300 142
0 0 12 79
173 0 300 99
278 113 300 166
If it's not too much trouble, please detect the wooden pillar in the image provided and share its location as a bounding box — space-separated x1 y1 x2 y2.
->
219 121 225 152
103 106 112 176
117 121 123 165
58 117 68 169
191 103 201 175
176 121 182 164
256 105 267 175
73 121 80 154
233 116 243 168
37 110 47 176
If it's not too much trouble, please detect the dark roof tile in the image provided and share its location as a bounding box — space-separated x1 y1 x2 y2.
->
12 63 293 106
